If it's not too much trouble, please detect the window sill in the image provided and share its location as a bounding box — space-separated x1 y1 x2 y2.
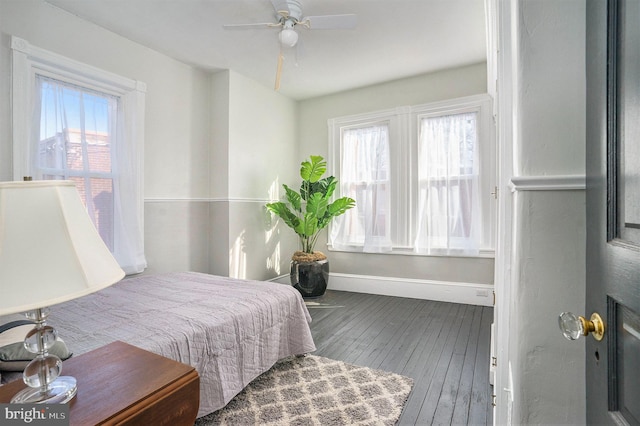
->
326 245 495 259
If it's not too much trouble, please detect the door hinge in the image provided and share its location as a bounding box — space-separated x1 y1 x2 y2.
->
491 186 499 199
491 394 497 407
492 356 498 367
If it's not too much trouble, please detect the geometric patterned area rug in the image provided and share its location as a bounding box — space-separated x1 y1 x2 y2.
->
194 355 414 425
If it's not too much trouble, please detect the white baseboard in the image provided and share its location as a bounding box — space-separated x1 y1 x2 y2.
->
272 273 494 306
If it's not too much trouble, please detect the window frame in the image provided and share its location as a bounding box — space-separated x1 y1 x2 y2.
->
328 94 495 257
329 107 410 251
11 36 147 272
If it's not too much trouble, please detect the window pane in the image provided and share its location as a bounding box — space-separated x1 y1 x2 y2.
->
331 124 393 252
37 76 116 251
420 112 477 177
415 112 481 254
90 177 114 251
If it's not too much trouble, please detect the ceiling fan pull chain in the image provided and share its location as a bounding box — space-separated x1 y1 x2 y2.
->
275 52 284 91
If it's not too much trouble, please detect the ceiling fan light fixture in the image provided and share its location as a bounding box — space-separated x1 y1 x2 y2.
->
279 28 298 47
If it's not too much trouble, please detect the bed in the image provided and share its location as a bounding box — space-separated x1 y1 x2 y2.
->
0 272 316 417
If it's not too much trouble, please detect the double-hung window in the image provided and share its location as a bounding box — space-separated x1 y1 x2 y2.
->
37 76 118 250
330 123 393 252
414 110 482 254
329 94 495 256
11 36 147 273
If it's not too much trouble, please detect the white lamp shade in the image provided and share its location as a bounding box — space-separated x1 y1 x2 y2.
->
279 28 299 47
0 180 125 315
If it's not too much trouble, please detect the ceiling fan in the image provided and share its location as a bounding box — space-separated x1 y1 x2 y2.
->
223 0 357 90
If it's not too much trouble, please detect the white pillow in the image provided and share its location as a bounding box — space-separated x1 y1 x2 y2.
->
0 321 72 372
0 321 34 347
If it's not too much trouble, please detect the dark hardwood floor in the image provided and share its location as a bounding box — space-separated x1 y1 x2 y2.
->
306 290 494 426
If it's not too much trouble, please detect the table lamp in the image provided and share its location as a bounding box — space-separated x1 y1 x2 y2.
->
0 180 125 404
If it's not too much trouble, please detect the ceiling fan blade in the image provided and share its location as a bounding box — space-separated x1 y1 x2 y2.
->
223 22 281 30
303 14 357 30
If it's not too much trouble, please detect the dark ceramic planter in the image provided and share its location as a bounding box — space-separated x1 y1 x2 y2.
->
290 258 329 298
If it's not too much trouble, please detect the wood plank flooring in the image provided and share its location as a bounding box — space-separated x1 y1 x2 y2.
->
306 290 493 426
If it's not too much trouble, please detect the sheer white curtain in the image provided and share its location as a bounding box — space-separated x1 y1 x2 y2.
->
330 124 393 253
113 88 146 274
414 112 482 255
33 75 146 273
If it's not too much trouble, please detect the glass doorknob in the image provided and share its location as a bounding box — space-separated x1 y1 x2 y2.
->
558 312 605 341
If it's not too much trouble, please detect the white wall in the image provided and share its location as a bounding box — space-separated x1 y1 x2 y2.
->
210 70 299 280
0 0 212 275
296 63 495 287
508 0 587 423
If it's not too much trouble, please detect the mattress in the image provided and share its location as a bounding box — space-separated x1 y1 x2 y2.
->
0 272 316 417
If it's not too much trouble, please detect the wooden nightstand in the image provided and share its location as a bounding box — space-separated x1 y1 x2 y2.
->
0 341 200 425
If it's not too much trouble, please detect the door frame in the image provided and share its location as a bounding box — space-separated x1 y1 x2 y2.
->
487 0 517 423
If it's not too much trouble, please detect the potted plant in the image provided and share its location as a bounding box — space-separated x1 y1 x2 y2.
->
266 155 355 298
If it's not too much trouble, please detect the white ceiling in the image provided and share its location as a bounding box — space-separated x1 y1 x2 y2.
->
44 0 487 100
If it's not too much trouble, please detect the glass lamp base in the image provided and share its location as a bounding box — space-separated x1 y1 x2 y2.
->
11 376 77 404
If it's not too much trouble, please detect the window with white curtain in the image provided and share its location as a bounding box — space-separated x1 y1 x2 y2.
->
12 36 147 274
330 123 393 252
36 76 119 250
414 111 481 254
329 94 495 256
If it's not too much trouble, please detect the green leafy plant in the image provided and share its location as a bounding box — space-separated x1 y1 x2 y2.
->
266 155 355 254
